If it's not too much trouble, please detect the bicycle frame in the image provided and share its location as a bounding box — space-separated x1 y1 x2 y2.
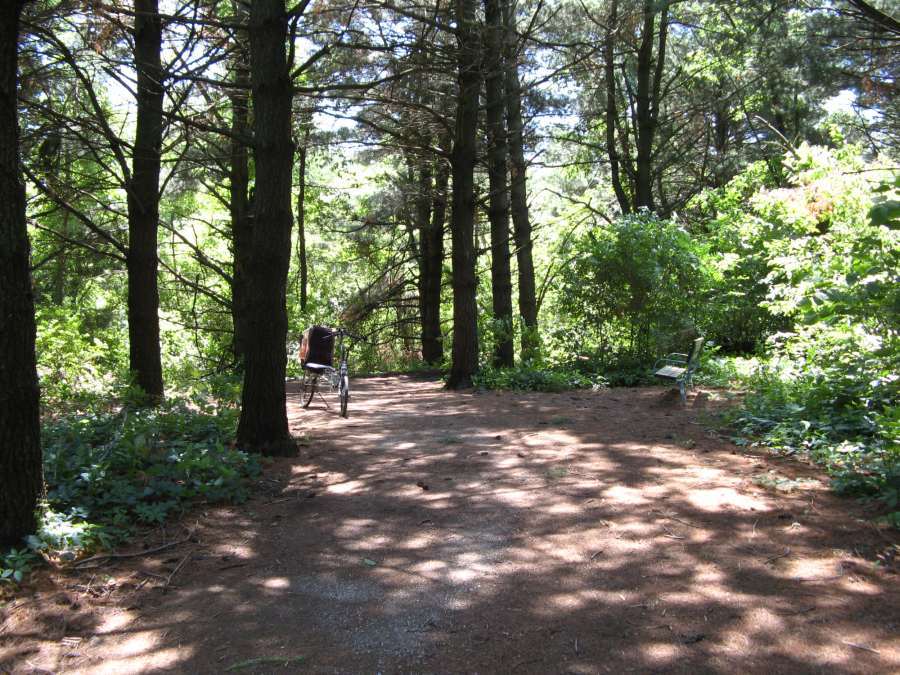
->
300 327 358 417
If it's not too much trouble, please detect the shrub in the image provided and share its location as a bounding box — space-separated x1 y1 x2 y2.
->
473 365 605 392
554 211 707 372
709 148 900 516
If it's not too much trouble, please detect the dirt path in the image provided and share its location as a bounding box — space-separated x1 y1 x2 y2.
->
3 376 899 673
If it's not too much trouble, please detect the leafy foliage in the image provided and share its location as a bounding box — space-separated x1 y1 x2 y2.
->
473 364 605 392
34 397 260 557
1 548 39 585
553 212 706 371
703 148 899 515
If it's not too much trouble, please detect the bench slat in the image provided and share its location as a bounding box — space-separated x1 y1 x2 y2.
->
655 365 686 379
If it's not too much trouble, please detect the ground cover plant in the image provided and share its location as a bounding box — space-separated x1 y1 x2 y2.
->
694 147 899 520
0 396 260 585
472 364 605 392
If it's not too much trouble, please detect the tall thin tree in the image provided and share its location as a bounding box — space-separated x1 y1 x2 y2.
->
229 0 252 362
447 0 482 388
235 0 297 455
127 0 164 401
297 126 310 314
0 0 43 545
484 0 514 367
419 151 450 365
501 0 538 360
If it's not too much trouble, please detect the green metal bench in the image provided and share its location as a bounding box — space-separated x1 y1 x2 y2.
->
654 337 705 402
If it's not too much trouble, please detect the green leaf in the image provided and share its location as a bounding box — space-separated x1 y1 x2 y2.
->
869 200 900 228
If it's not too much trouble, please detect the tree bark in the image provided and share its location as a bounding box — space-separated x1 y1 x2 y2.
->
229 1 251 364
484 0 514 368
446 0 481 389
297 127 309 314
0 0 43 545
236 0 297 456
634 1 655 211
634 0 668 211
126 0 164 402
414 156 436 364
604 0 630 214
420 155 449 365
501 0 538 361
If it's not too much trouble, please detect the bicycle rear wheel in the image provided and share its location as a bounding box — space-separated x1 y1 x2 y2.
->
302 374 317 408
339 374 349 418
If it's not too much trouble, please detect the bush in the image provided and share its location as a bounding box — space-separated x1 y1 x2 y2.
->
727 327 898 505
473 364 605 392
554 211 707 372
707 148 900 516
36 302 127 406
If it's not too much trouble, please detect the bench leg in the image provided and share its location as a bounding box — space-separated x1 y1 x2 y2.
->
679 378 686 403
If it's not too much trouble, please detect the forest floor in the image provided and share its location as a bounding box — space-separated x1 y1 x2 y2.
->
2 375 899 674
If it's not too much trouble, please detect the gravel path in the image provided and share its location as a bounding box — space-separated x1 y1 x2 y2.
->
3 376 898 673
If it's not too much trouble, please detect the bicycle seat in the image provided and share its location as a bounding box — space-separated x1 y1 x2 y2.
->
303 362 333 374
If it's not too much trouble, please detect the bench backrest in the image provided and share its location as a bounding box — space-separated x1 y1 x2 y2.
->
686 337 705 372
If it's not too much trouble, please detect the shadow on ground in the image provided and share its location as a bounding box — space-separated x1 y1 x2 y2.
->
3 376 898 673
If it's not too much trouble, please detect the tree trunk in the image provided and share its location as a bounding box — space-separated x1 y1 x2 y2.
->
420 155 449 365
446 0 481 389
414 156 435 364
236 0 297 456
634 0 667 212
484 0 514 368
297 127 309 314
126 0 164 402
229 0 251 364
634 1 655 211
0 0 43 545
604 0 630 214
501 0 538 361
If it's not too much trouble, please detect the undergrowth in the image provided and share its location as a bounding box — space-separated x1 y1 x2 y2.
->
472 364 606 392
706 346 899 526
2 393 261 585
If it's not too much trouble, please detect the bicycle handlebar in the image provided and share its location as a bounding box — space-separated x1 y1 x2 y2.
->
321 328 365 343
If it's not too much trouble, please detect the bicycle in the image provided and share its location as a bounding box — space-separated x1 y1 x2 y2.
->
298 326 361 418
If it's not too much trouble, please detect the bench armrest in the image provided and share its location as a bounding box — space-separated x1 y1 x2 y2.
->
654 359 685 369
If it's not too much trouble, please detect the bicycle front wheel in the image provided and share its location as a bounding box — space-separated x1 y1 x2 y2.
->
339 375 349 418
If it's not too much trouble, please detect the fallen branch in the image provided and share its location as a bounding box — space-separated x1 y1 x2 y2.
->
73 533 194 569
164 550 193 588
765 548 791 564
225 656 305 672
842 640 880 654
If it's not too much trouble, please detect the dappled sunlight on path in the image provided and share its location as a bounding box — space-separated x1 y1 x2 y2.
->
3 376 898 673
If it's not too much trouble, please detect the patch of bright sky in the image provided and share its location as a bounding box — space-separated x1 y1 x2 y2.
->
823 89 856 115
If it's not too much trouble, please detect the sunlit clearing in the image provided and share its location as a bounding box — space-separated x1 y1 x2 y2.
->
400 534 432 550
90 648 188 674
604 485 650 505
688 487 769 512
547 592 587 610
642 642 681 665
448 567 477 583
327 479 366 494
92 611 190 672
